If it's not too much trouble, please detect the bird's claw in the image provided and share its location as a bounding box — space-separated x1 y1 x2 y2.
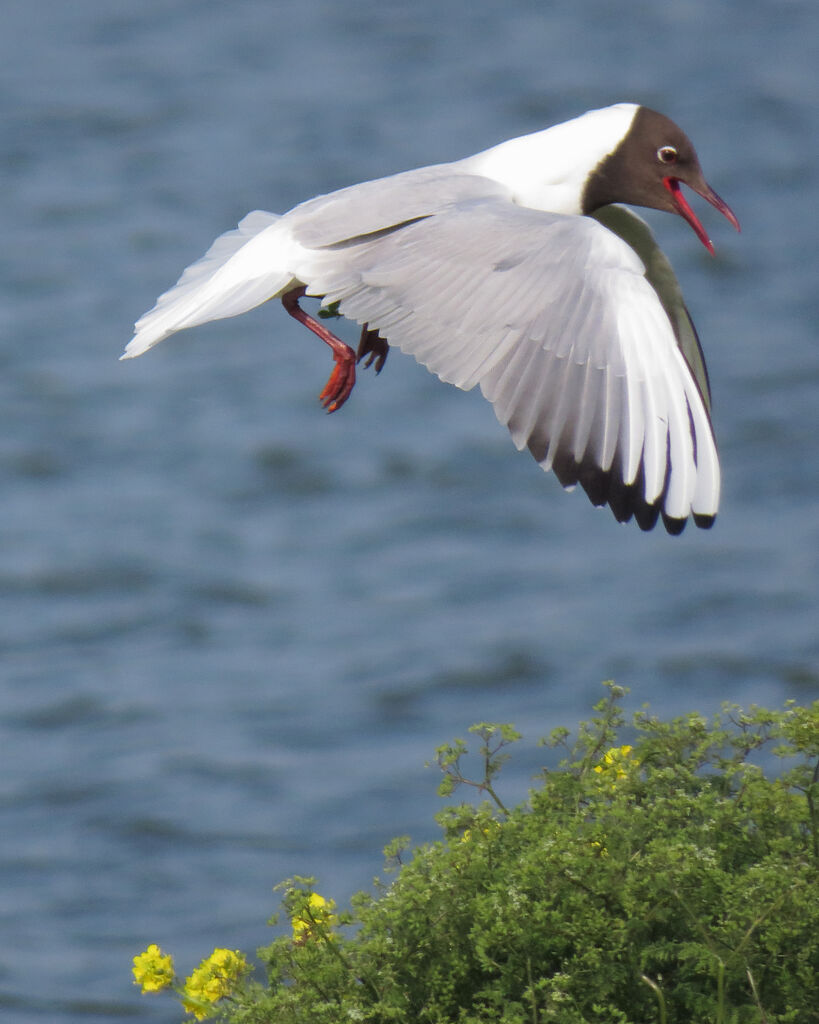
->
319 348 357 413
356 327 389 374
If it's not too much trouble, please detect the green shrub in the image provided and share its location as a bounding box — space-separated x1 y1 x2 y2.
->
135 687 819 1023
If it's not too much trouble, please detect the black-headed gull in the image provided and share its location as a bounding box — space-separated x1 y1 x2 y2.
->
124 103 739 533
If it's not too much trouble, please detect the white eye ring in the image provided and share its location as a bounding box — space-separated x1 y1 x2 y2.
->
657 146 678 164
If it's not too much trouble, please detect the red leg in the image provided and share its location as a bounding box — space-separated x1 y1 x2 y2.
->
281 287 357 413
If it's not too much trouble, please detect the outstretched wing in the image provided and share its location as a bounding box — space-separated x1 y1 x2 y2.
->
296 197 719 532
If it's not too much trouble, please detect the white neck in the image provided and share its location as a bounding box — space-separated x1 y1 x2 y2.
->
456 103 639 215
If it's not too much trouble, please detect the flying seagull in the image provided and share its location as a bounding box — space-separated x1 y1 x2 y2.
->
123 103 739 533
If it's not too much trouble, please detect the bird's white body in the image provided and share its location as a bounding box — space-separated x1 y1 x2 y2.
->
124 103 729 532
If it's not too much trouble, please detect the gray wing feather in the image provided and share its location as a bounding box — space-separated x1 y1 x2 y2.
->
290 166 509 248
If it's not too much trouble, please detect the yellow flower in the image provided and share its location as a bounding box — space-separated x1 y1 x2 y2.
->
180 991 213 1021
593 744 638 782
291 892 338 943
460 820 502 843
181 948 247 1020
132 943 175 993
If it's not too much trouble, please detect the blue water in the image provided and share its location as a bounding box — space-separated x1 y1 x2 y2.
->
1 0 817 1020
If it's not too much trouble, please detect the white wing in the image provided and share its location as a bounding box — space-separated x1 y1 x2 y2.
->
296 197 719 532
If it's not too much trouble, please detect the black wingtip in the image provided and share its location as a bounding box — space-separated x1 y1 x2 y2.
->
634 503 661 532
548 451 716 536
661 512 687 535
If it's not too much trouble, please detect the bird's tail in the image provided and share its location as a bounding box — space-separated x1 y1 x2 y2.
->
122 210 293 359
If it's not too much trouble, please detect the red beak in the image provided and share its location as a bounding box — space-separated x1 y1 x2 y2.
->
663 177 741 255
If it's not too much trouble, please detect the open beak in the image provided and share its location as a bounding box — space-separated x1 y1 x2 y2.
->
663 177 741 255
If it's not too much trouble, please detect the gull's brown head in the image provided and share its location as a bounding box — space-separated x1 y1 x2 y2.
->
582 106 740 254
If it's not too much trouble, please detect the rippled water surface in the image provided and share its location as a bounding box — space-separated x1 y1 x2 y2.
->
1 1 817 1019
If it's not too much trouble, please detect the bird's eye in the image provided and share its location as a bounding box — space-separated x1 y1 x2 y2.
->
657 146 678 164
